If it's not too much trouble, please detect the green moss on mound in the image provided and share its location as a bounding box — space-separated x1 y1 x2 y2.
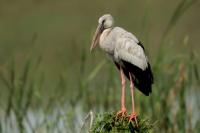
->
91 112 154 133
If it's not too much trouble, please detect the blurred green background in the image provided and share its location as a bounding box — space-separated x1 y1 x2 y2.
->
0 0 199 132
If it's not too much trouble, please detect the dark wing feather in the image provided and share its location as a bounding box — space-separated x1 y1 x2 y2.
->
114 60 153 96
138 41 145 51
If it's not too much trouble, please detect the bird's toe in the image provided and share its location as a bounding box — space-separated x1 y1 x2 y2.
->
116 107 127 118
129 112 138 127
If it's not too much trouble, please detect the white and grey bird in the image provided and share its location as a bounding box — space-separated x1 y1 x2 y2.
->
90 14 153 122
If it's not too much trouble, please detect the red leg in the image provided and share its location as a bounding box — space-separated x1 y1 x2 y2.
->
129 73 138 126
116 67 127 117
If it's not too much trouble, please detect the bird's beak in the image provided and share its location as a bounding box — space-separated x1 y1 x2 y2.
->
90 24 104 52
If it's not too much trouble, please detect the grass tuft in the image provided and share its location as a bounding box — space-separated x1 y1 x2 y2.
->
91 112 154 133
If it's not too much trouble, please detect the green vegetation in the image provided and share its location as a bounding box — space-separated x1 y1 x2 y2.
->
91 112 154 133
0 0 199 133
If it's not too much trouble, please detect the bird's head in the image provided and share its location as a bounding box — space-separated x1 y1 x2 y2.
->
90 14 114 52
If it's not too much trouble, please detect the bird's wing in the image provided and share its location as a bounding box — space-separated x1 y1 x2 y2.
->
115 35 148 70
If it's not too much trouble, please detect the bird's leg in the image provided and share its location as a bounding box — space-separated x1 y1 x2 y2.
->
116 67 127 117
128 73 138 126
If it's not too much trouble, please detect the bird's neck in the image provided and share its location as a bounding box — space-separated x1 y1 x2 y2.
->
99 28 114 53
100 28 112 41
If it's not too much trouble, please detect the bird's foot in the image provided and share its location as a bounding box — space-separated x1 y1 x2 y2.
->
116 107 127 118
129 112 138 127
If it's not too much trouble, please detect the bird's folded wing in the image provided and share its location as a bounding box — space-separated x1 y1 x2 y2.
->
115 39 148 70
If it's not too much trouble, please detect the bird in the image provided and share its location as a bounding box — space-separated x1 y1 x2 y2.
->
90 14 153 123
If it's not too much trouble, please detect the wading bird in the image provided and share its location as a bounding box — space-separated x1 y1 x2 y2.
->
90 14 153 123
